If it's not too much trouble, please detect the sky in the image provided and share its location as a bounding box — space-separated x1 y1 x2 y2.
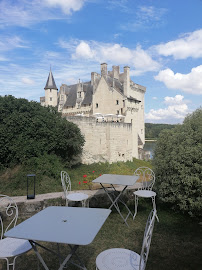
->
0 0 201 124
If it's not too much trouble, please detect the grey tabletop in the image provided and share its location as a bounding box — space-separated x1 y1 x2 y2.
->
92 174 139 186
5 206 111 245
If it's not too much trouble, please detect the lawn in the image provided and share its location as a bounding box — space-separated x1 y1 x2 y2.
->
0 201 201 270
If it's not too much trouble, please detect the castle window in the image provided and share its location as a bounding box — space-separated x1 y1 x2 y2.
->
123 100 125 106
116 100 119 105
61 95 64 100
78 92 81 98
117 110 119 115
50 89 52 93
50 97 52 101
96 103 98 108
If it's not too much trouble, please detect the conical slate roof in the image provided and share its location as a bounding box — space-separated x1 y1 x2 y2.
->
44 70 58 90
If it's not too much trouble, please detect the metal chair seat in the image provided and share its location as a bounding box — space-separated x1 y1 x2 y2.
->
66 192 89 202
134 190 156 198
133 167 159 221
96 248 140 270
61 171 89 207
96 210 157 270
0 237 31 258
0 194 32 269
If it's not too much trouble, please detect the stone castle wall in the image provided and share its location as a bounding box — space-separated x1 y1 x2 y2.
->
66 116 133 164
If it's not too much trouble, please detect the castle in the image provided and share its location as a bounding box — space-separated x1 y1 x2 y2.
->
40 63 146 164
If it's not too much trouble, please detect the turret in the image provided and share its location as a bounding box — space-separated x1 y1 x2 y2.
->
44 69 58 107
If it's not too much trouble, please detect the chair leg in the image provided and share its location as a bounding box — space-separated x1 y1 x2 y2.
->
5 256 17 270
82 200 85 207
133 195 138 220
152 196 159 222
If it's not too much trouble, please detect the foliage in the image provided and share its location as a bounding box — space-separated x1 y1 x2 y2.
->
0 95 85 167
145 123 177 139
153 108 202 217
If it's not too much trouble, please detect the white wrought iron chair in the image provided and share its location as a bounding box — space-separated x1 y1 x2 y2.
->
96 209 157 270
61 171 89 207
133 167 158 221
0 194 32 270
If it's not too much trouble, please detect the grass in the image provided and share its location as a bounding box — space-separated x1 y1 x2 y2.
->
0 201 201 270
0 158 152 196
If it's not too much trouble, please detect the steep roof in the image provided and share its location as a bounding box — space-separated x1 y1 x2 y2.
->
82 83 93 105
64 84 77 107
44 70 58 90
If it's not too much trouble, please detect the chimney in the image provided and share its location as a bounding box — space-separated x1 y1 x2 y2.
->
101 63 107 77
123 66 130 97
112 65 120 80
91 72 96 86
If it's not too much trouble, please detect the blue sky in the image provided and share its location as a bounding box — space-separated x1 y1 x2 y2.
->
0 0 201 124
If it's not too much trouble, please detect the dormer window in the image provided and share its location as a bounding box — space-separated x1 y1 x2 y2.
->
50 89 52 93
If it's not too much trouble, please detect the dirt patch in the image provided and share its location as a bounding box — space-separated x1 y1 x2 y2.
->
0 165 21 181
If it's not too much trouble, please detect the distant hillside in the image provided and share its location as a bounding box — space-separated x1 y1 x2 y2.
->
145 123 177 139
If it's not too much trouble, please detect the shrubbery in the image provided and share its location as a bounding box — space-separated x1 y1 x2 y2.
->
153 108 202 217
0 95 85 168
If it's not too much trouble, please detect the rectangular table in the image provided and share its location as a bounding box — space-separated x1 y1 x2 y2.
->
92 174 139 226
5 206 111 270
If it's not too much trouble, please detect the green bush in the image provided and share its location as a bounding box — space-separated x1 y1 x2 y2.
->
153 108 202 217
0 95 85 167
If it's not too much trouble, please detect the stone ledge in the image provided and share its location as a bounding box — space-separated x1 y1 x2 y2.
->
4 183 141 218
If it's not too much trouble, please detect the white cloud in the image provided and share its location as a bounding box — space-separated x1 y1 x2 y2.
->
164 95 184 105
43 0 85 15
0 55 9 61
72 41 95 59
121 5 168 32
145 95 190 124
0 36 28 51
0 0 85 28
152 97 157 100
63 39 160 75
22 77 35 85
107 0 130 13
154 29 202 59
154 65 202 95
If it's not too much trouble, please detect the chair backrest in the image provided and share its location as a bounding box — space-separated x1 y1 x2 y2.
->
139 209 156 270
134 167 155 190
61 171 71 197
0 195 18 240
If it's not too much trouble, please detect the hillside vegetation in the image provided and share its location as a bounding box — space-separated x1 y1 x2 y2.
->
145 123 177 139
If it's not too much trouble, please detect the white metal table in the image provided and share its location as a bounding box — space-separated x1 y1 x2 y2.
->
92 174 139 226
5 206 111 270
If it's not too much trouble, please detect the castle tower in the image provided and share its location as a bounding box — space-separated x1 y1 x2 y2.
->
44 68 58 107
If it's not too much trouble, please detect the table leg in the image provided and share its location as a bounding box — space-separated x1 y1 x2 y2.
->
101 184 132 226
30 241 87 270
29 241 49 270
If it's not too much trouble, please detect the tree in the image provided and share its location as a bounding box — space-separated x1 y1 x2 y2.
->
145 123 177 139
0 95 85 167
153 108 202 217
